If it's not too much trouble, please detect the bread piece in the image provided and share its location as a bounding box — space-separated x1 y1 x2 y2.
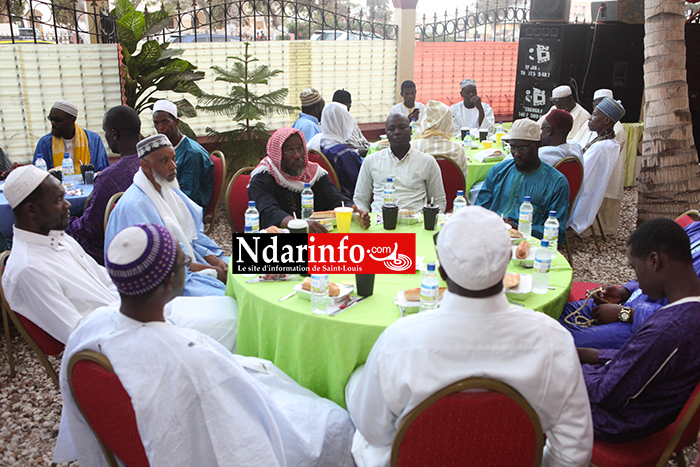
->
515 241 531 259
310 211 336 220
510 228 524 239
403 287 447 302
503 273 520 289
301 277 340 296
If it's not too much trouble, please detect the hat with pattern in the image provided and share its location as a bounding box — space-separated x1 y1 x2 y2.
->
137 134 172 159
51 100 78 118
596 97 626 123
300 88 323 106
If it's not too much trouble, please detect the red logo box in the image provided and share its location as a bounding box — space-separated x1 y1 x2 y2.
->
308 233 416 274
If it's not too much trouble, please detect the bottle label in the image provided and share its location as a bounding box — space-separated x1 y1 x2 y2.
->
301 194 313 209
534 257 551 274
245 214 259 232
454 200 466 211
311 276 327 293
519 212 532 224
384 189 394 203
420 283 438 300
544 226 558 242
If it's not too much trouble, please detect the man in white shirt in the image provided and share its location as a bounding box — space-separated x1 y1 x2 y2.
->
539 109 583 166
389 80 426 124
346 206 593 467
538 85 591 141
574 89 626 148
54 224 354 466
353 113 446 213
450 78 496 136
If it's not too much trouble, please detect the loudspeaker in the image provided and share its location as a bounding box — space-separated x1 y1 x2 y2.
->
513 23 644 123
530 0 572 22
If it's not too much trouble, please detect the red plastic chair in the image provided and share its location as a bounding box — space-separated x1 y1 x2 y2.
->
224 166 255 234
1 251 64 388
68 350 149 467
308 149 341 191
591 378 700 467
391 377 544 467
553 156 585 263
676 210 700 229
435 156 467 213
205 151 228 235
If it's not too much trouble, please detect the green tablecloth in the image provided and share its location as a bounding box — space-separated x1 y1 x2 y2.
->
227 216 571 409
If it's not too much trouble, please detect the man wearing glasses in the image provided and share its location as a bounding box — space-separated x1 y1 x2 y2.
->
475 118 569 241
33 100 110 172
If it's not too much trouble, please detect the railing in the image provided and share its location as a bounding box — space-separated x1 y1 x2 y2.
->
416 0 529 42
152 0 397 43
0 0 116 44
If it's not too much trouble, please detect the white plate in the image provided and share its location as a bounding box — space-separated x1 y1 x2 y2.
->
512 244 538 267
505 273 532 300
294 283 354 303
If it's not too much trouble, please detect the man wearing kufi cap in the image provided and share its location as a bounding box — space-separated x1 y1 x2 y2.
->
54 223 354 467
347 206 593 467
293 88 325 142
476 118 570 241
450 78 495 136
33 99 110 173
105 134 229 297
537 85 591 141
389 80 426 124
568 97 626 235
574 89 626 148
539 108 583 166
152 99 214 209
333 89 370 155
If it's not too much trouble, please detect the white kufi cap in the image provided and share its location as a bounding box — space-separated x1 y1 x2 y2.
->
51 100 78 118
152 100 178 119
137 134 172 159
4 165 50 208
551 85 572 99
593 89 614 100
503 118 540 142
437 206 511 291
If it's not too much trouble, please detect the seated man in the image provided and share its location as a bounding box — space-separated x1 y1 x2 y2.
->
65 105 142 265
389 80 426 123
450 79 495 136
307 102 363 198
580 218 700 443
33 100 109 172
249 127 369 233
537 85 591 141
53 224 353 466
538 109 583 166
476 118 569 240
346 206 593 467
333 89 370 156
413 100 467 177
2 167 236 347
106 135 228 296
568 98 624 235
152 100 214 209
293 88 324 143
575 89 626 148
354 114 446 213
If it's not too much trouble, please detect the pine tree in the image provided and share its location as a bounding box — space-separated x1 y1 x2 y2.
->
197 42 297 170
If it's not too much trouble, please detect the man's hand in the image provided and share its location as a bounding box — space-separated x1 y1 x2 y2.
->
308 220 329 233
188 261 227 284
352 205 371 229
591 304 624 325
204 254 227 271
577 347 600 365
592 285 631 306
408 108 420 123
213 265 227 283
471 95 483 110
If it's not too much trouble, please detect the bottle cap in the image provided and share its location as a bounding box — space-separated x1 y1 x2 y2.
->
64 153 70 158
248 201 255 208
427 262 436 271
541 239 549 248
304 183 310 188
387 177 393 183
524 195 531 202
549 210 556 217
457 190 464 197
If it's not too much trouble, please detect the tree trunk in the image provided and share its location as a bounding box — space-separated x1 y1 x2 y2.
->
638 0 700 223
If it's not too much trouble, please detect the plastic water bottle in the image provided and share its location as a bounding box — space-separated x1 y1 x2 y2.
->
34 155 47 171
301 183 314 220
384 177 395 205
532 239 553 294
518 195 533 238
543 211 559 254
244 201 259 233
453 190 467 212
410 119 418 136
497 121 504 133
462 129 471 144
310 274 330 314
61 152 74 189
419 262 440 312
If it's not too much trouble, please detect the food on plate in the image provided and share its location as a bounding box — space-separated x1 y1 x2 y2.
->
503 273 521 289
310 211 336 220
403 287 446 302
398 209 418 217
515 241 531 259
509 228 524 239
264 225 282 233
301 277 340 296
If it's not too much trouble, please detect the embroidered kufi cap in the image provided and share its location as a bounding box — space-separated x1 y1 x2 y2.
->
545 109 574 134
596 97 626 123
551 85 572 99
460 79 477 90
5 165 50 209
137 134 172 159
437 206 511 291
51 100 78 118
152 100 178 119
503 118 541 142
300 88 323 106
106 224 178 296
593 89 613 100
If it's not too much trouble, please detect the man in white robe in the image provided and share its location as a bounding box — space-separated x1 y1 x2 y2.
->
538 108 583 166
105 134 228 296
53 224 354 466
389 80 426 124
450 78 496 137
346 206 593 467
538 85 590 141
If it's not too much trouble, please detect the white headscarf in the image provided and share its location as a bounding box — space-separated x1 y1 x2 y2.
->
307 102 356 152
418 100 454 139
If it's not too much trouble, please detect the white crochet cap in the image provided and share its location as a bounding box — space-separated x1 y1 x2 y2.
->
51 100 78 118
437 206 511 291
152 100 178 119
4 165 50 208
593 89 614 100
503 118 541 142
551 85 572 99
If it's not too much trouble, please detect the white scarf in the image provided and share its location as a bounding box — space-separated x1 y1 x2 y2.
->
133 168 197 259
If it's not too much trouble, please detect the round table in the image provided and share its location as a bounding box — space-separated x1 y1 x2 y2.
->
226 217 572 408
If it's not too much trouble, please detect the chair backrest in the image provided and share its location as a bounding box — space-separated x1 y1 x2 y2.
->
225 166 255 234
553 156 584 215
391 377 544 467
103 192 125 233
676 210 700 229
205 151 227 217
68 350 150 467
434 156 467 212
655 378 700 466
308 149 341 190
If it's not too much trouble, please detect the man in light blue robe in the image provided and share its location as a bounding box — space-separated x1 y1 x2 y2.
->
105 135 228 297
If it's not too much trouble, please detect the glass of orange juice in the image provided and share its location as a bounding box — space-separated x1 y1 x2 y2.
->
335 207 353 233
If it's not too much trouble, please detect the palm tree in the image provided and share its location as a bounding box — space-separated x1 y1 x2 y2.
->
638 0 700 222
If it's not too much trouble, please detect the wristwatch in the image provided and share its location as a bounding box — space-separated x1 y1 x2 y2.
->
618 306 633 323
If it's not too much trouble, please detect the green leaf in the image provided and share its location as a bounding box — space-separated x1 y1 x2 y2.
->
118 11 145 40
143 10 170 37
116 21 139 54
134 40 161 68
175 99 198 118
178 120 198 140
113 0 134 20
172 80 203 97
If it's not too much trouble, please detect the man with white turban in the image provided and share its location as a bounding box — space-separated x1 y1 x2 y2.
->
105 135 229 296
450 79 495 136
346 206 593 467
412 100 468 176
537 85 591 141
33 100 110 172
